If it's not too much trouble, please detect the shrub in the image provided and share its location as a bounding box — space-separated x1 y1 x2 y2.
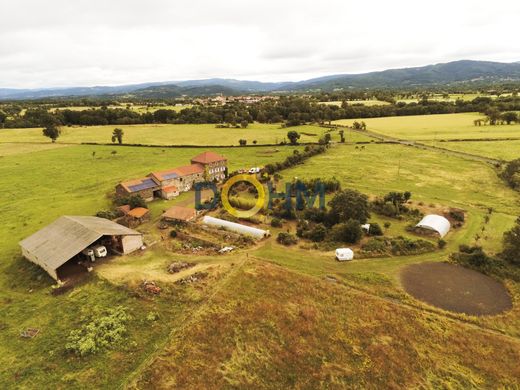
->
331 220 362 244
438 239 447 249
270 217 282 228
277 232 298 246
307 223 327 242
368 223 383 236
170 230 178 238
65 306 129 356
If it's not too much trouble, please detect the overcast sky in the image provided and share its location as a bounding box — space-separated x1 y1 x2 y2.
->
1 0 519 88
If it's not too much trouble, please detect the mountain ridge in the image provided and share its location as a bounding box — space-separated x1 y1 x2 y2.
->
2 60 520 100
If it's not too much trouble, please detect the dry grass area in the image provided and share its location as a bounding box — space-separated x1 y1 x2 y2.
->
133 260 520 389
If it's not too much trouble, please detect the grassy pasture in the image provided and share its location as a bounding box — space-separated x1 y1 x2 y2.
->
334 113 520 141
1 122 520 387
319 99 390 107
0 123 372 146
424 140 520 161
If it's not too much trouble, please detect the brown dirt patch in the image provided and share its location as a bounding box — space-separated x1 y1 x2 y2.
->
401 262 512 316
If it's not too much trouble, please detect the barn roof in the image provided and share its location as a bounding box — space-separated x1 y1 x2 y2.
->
150 164 204 182
19 216 141 273
127 207 150 218
162 206 197 222
119 177 159 193
191 151 227 165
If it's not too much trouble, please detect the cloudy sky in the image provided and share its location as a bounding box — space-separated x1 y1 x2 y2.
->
1 0 519 88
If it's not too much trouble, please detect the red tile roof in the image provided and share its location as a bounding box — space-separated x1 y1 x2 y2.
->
191 151 227 165
127 207 150 218
163 185 178 193
162 206 197 222
117 205 131 215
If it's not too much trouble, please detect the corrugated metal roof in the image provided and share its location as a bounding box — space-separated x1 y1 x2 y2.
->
19 216 141 271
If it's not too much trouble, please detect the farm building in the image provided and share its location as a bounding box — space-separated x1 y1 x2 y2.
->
415 215 451 238
162 206 197 223
116 151 228 202
116 177 160 201
191 151 227 182
124 207 151 227
202 216 270 239
149 164 204 193
19 216 143 281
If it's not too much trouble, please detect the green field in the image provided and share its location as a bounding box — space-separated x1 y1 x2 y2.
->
2 121 520 387
0 123 372 147
334 113 520 141
424 140 520 161
319 99 390 107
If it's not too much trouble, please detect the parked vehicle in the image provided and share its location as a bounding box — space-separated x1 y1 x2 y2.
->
335 248 354 261
248 167 261 174
93 245 107 258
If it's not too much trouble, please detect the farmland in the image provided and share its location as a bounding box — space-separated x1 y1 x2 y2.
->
424 139 520 161
334 113 520 141
1 112 520 388
0 123 373 147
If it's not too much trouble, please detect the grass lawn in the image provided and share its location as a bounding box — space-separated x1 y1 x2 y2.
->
424 140 520 161
0 123 372 146
2 136 520 387
334 113 520 141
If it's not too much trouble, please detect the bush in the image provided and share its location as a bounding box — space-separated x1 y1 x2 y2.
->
65 306 129 356
170 230 178 238
330 220 362 244
307 223 327 242
270 217 282 228
277 232 298 246
438 239 447 249
368 223 383 236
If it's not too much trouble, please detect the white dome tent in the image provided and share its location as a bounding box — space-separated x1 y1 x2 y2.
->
415 215 451 238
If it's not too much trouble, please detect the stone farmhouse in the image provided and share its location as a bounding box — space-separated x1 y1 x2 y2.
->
116 151 227 201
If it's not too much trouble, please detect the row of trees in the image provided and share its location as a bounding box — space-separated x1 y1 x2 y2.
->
4 95 520 129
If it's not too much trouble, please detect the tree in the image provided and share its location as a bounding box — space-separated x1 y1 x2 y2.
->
383 191 412 215
287 130 300 145
240 120 249 128
339 129 345 143
0 110 6 128
485 108 501 125
42 124 61 143
502 217 520 265
331 220 363 244
502 112 518 125
328 189 370 225
112 128 124 144
239 139 247 146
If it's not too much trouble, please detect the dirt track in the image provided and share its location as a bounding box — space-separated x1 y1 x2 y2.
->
401 262 512 316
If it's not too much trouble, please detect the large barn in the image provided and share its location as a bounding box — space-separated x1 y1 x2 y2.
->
19 216 143 281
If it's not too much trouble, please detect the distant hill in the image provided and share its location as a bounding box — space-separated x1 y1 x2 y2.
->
2 60 520 100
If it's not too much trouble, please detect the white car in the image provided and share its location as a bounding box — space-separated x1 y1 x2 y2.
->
248 167 261 174
93 245 108 258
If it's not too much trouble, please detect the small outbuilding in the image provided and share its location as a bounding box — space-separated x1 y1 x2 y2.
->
415 214 451 238
335 248 354 261
202 216 270 239
19 216 143 281
124 207 151 227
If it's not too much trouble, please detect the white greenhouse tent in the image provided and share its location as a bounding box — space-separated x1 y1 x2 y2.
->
335 248 354 261
202 216 270 239
415 214 451 238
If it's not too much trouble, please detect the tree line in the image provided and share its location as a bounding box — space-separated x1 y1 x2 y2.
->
2 95 520 129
